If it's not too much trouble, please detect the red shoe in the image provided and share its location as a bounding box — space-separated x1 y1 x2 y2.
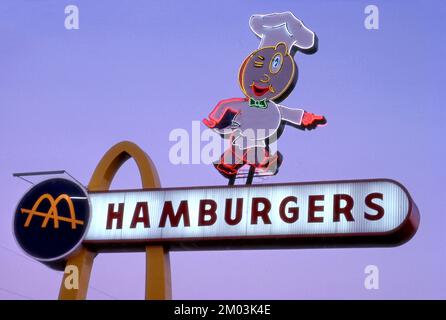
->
256 152 283 176
213 163 240 179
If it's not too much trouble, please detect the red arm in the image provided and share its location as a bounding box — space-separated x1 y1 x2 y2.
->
277 105 326 130
203 98 247 129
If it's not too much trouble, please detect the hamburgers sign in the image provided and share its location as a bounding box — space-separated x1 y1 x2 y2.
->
83 179 418 249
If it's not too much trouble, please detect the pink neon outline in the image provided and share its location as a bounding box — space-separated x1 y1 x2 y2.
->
202 98 247 128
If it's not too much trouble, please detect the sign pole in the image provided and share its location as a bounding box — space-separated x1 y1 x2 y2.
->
145 245 172 299
58 141 168 300
58 247 95 299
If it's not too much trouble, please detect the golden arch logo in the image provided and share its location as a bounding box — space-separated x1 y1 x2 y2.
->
14 178 90 267
20 193 84 229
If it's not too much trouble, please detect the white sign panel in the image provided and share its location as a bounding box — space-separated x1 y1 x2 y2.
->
83 179 419 250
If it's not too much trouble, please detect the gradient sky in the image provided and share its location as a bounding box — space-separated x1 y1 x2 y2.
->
0 0 445 299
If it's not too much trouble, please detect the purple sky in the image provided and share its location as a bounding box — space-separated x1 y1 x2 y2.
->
1 0 445 299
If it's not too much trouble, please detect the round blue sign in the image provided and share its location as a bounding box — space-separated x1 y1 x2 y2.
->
14 178 90 267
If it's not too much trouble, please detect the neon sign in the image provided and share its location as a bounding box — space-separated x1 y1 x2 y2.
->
203 12 326 183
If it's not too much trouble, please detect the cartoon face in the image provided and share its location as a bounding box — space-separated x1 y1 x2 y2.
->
239 42 296 102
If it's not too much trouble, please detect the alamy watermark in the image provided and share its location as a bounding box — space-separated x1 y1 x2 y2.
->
63 265 79 290
64 5 79 30
364 264 379 290
168 121 279 165
364 5 379 30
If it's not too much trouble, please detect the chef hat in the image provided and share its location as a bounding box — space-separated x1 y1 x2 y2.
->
249 11 318 55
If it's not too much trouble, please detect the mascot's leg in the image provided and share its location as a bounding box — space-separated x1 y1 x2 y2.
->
245 147 283 176
214 146 244 179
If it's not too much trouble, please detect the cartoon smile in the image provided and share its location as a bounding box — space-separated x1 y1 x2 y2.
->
251 82 275 97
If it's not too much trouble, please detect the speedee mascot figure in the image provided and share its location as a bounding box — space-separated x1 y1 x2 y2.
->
203 12 326 184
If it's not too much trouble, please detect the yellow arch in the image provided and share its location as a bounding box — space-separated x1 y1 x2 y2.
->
59 141 169 300
88 140 160 191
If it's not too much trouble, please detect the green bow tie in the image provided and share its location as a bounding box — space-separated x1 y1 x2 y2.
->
249 98 268 109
